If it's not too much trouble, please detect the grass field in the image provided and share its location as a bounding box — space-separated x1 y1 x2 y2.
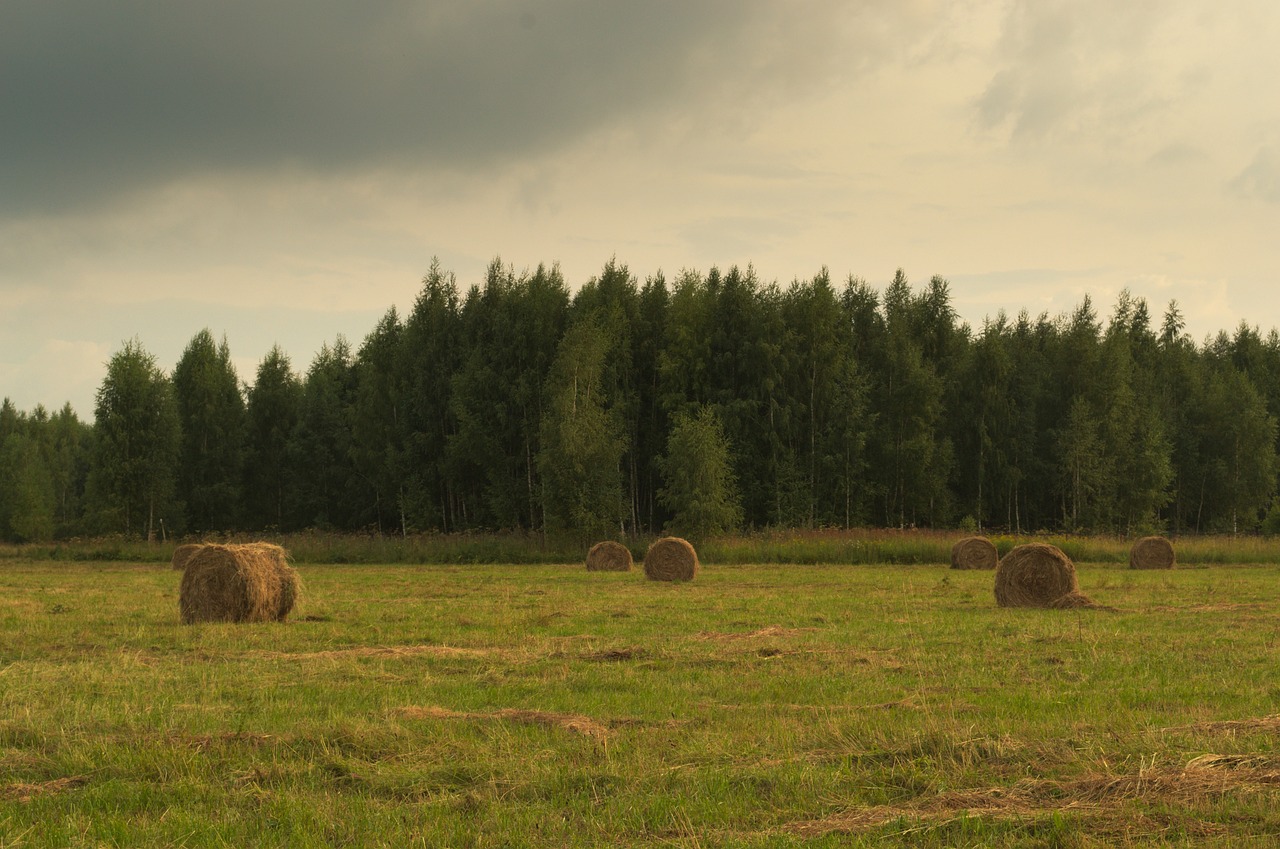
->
3 555 1280 846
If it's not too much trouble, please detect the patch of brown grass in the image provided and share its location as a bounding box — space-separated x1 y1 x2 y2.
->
786 756 1280 837
696 625 820 641
392 705 610 741
2 775 90 803
255 644 491 661
1157 715 1280 736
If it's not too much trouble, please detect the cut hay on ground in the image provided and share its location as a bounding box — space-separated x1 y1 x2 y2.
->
994 543 1096 609
644 536 698 582
585 540 633 572
178 542 301 624
1130 535 1176 569
950 536 998 570
171 543 204 571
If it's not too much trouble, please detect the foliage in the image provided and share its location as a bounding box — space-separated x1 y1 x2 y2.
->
11 259 1280 539
172 329 245 532
537 317 625 539
82 339 181 539
657 405 743 539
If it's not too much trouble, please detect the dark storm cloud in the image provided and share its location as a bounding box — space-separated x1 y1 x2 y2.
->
0 1 848 215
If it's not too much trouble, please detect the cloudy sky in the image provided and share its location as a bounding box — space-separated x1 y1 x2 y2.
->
4 1 1279 418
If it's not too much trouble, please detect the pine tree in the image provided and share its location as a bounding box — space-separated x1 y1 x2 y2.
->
243 346 303 531
172 329 245 531
84 339 181 538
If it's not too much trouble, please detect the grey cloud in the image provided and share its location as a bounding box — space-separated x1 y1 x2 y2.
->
0 1 865 216
974 2 1197 142
1230 146 1280 203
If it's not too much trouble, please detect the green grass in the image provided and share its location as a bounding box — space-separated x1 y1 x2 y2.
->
3 557 1280 846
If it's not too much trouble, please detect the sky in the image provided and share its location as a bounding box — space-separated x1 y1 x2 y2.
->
4 1 1280 419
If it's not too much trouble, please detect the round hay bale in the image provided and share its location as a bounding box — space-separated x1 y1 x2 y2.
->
950 536 997 570
994 543 1080 608
1129 535 1175 570
171 543 204 571
179 543 298 624
238 542 301 621
643 537 698 582
585 540 633 572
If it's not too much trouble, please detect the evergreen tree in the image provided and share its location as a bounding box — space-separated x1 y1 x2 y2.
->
172 329 245 531
0 430 55 542
351 308 408 535
84 339 181 538
291 338 356 529
243 345 302 530
401 260 461 531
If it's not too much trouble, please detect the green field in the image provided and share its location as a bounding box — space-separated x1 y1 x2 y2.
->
3 556 1280 847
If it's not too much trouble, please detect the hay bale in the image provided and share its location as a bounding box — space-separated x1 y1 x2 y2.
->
241 542 301 621
643 537 698 582
1129 535 1175 570
950 536 997 570
585 540 633 572
994 543 1083 608
171 543 204 571
178 542 300 624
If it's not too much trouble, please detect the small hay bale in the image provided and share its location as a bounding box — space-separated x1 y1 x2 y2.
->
994 543 1084 608
171 543 204 571
179 542 300 624
643 537 698 582
950 536 997 570
585 540 633 572
1129 535 1175 570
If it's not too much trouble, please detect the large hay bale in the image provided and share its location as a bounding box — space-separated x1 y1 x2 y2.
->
950 536 998 570
171 543 204 571
585 540 633 572
1129 535 1175 570
994 543 1082 608
178 543 300 624
643 537 698 582
241 542 301 621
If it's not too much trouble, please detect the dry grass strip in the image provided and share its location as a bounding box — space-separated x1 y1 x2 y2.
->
2 775 90 803
696 625 820 641
252 644 492 661
1157 715 1280 735
393 705 611 741
786 757 1280 837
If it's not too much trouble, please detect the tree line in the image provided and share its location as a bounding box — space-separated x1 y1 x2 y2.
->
3 258 1279 543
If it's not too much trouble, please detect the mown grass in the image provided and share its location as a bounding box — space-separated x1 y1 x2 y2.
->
2 556 1280 846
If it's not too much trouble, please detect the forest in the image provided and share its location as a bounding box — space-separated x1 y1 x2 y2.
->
2 258 1279 544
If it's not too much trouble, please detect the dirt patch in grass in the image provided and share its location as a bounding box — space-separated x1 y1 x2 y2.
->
785 756 1280 837
392 705 611 742
583 647 649 662
2 775 90 803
